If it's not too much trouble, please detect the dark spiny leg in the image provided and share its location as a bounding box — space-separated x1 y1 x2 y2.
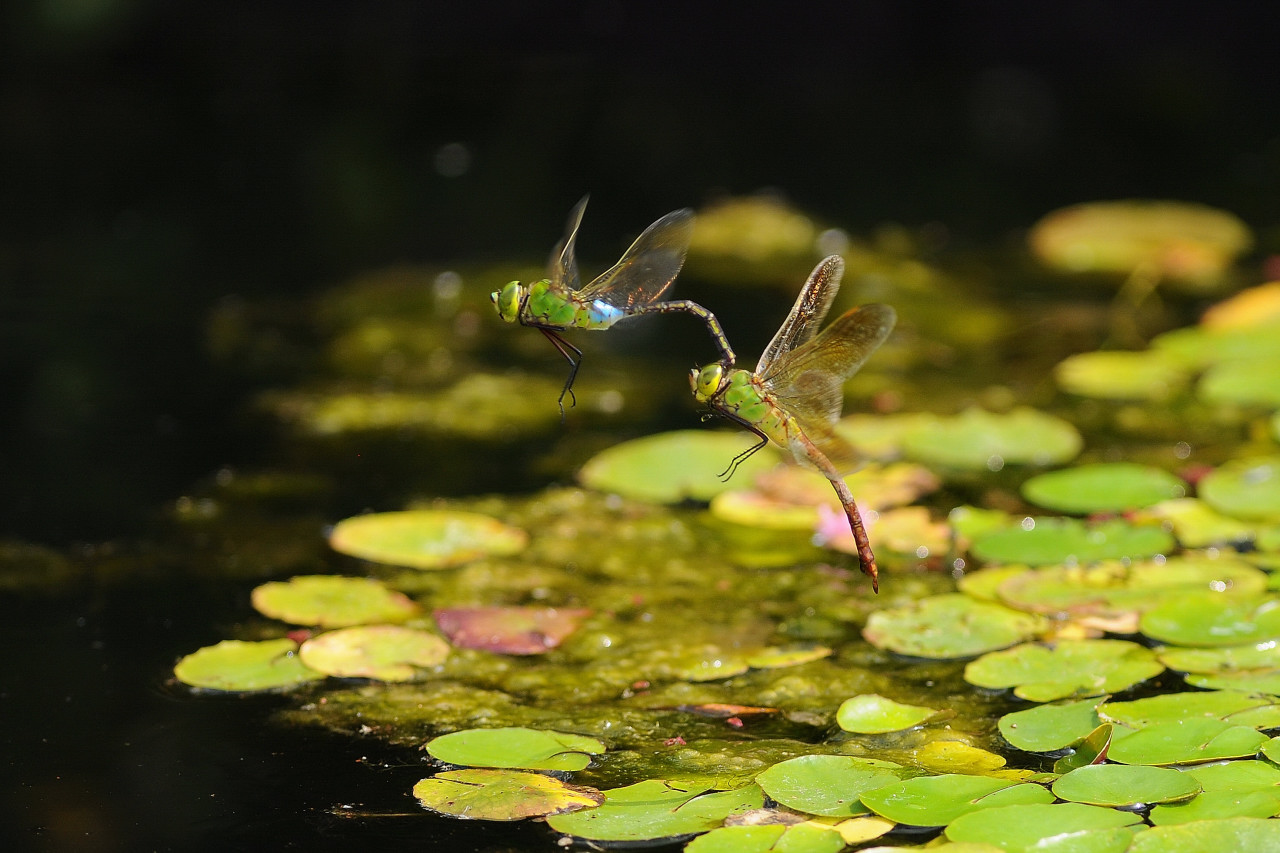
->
794 430 879 592
538 328 582 420
704 409 770 480
637 300 737 366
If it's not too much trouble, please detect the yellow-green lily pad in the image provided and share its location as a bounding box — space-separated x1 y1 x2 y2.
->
412 768 603 820
298 625 449 681
1154 323 1280 369
997 697 1106 753
836 694 944 734
1100 691 1280 731
1140 595 1280 647
1134 498 1256 548
1149 788 1280 826
862 594 1047 660
1020 463 1186 515
944 802 1143 851
859 774 1054 827
1200 457 1280 521
329 510 528 570
744 646 832 669
970 516 1175 566
1054 349 1191 401
1107 718 1269 766
685 823 847 853
1052 763 1201 807
1130 817 1280 851
173 638 324 692
1158 642 1280 675
963 639 1163 702
578 430 781 504
250 575 419 627
754 755 910 818
426 727 605 772
900 406 1082 471
545 780 764 842
1199 359 1280 408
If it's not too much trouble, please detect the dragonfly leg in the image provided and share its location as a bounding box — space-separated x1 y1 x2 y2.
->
537 328 582 419
792 430 879 592
637 300 737 366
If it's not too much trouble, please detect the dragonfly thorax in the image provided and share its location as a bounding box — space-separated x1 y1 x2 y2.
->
491 281 527 323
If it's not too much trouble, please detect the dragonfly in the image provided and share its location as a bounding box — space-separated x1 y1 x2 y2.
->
492 196 736 415
690 254 896 591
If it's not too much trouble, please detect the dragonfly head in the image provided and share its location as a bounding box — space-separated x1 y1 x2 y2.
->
690 363 727 403
491 281 526 323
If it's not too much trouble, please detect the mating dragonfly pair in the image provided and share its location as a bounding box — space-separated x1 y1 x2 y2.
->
491 198 896 592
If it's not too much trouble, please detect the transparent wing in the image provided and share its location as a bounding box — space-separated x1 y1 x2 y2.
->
547 195 590 295
755 255 844 377
576 207 694 310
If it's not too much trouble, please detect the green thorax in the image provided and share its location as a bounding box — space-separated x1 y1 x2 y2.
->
523 280 625 330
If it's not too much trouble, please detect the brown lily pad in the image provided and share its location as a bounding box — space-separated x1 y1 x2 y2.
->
433 606 593 655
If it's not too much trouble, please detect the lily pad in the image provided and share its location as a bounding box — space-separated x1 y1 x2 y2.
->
970 517 1176 566
754 755 910 818
1154 323 1280 369
1134 498 1256 548
862 594 1047 660
836 694 944 734
1054 724 1118 775
412 768 603 820
1100 691 1280 731
997 697 1105 752
1184 670 1280 694
1149 788 1280 826
1200 457 1280 521
744 646 832 669
250 575 419 627
298 625 449 681
1106 718 1269 766
1202 282 1280 330
1129 817 1280 851
1139 595 1280 647
1054 349 1190 401
425 727 605 772
944 802 1143 852
859 774 1054 827
1052 763 1201 807
173 638 324 692
1159 642 1280 675
578 430 780 504
685 823 846 853
545 780 764 842
963 639 1163 702
329 510 528 570
1199 359 1280 408
900 406 1082 471
1020 463 1186 515
433 606 592 655
914 741 1007 775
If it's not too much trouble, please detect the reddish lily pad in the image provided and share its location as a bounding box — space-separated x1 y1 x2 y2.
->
433 606 592 655
413 768 603 820
329 509 528 569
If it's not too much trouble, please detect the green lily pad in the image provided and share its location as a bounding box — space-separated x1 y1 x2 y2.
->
173 638 324 692
1184 670 1280 694
754 755 910 817
1200 457 1280 521
1149 788 1280 825
1199 359 1280 408
1128 816 1280 851
425 727 605 771
998 697 1105 752
944 802 1143 852
900 406 1083 471
1160 642 1280 675
412 768 603 820
836 694 943 734
329 510 528 570
835 411 943 461
1264 735 1280 763
1106 718 1269 766
1100 691 1280 730
1052 763 1201 806
859 774 1054 827
250 575 419 627
914 741 1007 775
545 780 764 842
862 594 1048 660
432 606 592 655
1134 498 1256 548
297 625 449 681
1054 724 1119 775
949 505 1017 546
970 517 1176 566
578 430 780 504
1154 323 1280 368
1054 349 1191 401
1020 463 1186 515
1139 595 1280 647
685 823 846 853
743 646 832 669
1187 759 1280 792
963 639 1163 702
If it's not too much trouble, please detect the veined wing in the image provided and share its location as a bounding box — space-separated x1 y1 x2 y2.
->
755 255 844 377
547 195 590 295
575 207 694 310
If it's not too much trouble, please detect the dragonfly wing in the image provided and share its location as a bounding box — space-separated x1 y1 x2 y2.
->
576 207 694 310
755 255 844 376
548 195 590 294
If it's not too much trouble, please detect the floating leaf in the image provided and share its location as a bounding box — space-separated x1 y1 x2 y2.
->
1159 643 1280 675
1052 763 1200 807
250 575 419 627
1200 457 1280 521
1054 724 1118 775
835 412 942 461
1021 463 1186 515
914 741 1006 774
754 755 910 818
1107 718 1268 766
412 768 602 820
1184 670 1280 694
425 727 605 771
1154 323 1280 369
836 694 943 734
900 406 1082 470
433 606 591 655
329 510 528 570
862 594 1047 660
545 780 764 842
1149 788 1280 826
744 646 832 669
578 431 780 504
1134 498 1256 548
1054 349 1190 401
970 517 1175 566
685 823 846 853
963 639 1163 702
298 625 448 681
944 802 1142 851
1140 595 1280 647
1199 359 1280 408
173 638 324 692
859 774 1054 827
998 697 1105 752
1100 691 1280 731
1128 817 1280 851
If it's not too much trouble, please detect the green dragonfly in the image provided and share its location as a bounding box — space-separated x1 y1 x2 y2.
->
690 254 895 591
492 197 736 415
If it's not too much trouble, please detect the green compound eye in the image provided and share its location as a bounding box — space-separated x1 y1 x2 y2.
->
492 281 524 322
691 363 724 401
